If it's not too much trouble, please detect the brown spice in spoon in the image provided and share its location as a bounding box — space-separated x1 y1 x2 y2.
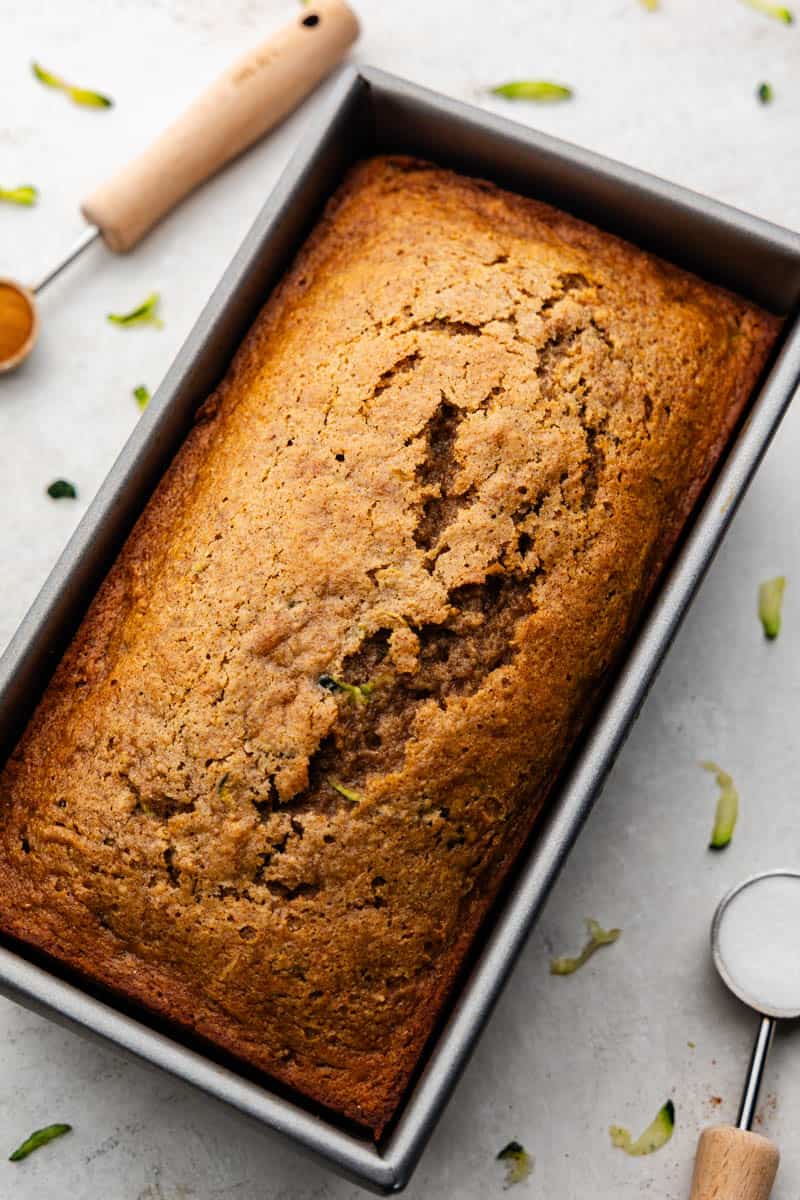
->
0 283 35 364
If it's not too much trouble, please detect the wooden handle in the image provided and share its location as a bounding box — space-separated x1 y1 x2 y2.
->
81 0 359 251
689 1126 779 1200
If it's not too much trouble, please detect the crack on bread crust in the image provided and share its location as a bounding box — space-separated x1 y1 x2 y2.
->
293 571 537 806
539 270 592 312
359 351 420 416
412 395 473 562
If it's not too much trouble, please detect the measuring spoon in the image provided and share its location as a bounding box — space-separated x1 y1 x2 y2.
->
689 868 800 1199
0 0 358 373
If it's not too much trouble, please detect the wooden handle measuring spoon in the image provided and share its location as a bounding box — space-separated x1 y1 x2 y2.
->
0 0 358 372
687 870 800 1200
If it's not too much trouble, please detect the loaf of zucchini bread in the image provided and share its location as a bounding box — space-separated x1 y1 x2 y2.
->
0 157 780 1135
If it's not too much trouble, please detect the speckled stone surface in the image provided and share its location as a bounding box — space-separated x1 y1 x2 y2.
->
1 1 799 1197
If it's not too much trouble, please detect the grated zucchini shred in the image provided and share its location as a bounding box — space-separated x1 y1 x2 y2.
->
702 761 739 850
550 918 621 975
758 576 786 639
610 1100 674 1156
496 1140 534 1187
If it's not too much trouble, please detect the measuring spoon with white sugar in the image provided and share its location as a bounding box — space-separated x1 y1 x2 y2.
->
0 0 358 373
689 868 800 1199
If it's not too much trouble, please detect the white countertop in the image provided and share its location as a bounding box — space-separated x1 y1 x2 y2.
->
2 1 800 1196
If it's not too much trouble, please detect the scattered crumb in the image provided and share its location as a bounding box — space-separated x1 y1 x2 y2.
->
755 1093 778 1127
687 1041 696 1050
709 1095 723 1107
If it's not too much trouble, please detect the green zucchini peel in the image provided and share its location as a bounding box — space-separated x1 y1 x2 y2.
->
550 918 620 975
610 1100 674 1156
32 61 112 107
328 779 361 804
740 0 793 23
490 81 573 102
702 761 739 850
107 293 163 329
9 1124 72 1162
133 384 151 410
318 674 374 704
758 576 786 638
0 184 38 206
496 1140 534 1187
46 479 77 500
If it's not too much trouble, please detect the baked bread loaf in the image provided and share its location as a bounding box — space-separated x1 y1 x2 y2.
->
0 157 780 1135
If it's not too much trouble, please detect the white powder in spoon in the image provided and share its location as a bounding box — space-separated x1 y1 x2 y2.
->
717 874 800 1016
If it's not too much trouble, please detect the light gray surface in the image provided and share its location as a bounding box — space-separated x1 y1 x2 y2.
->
1 1 799 1196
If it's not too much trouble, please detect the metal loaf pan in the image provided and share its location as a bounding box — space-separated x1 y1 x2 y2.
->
1 66 800 1194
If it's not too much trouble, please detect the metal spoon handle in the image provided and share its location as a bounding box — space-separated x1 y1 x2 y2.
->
688 1017 780 1199
738 1015 776 1131
32 226 100 295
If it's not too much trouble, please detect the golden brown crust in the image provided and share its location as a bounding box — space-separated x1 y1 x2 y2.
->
0 156 781 1135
